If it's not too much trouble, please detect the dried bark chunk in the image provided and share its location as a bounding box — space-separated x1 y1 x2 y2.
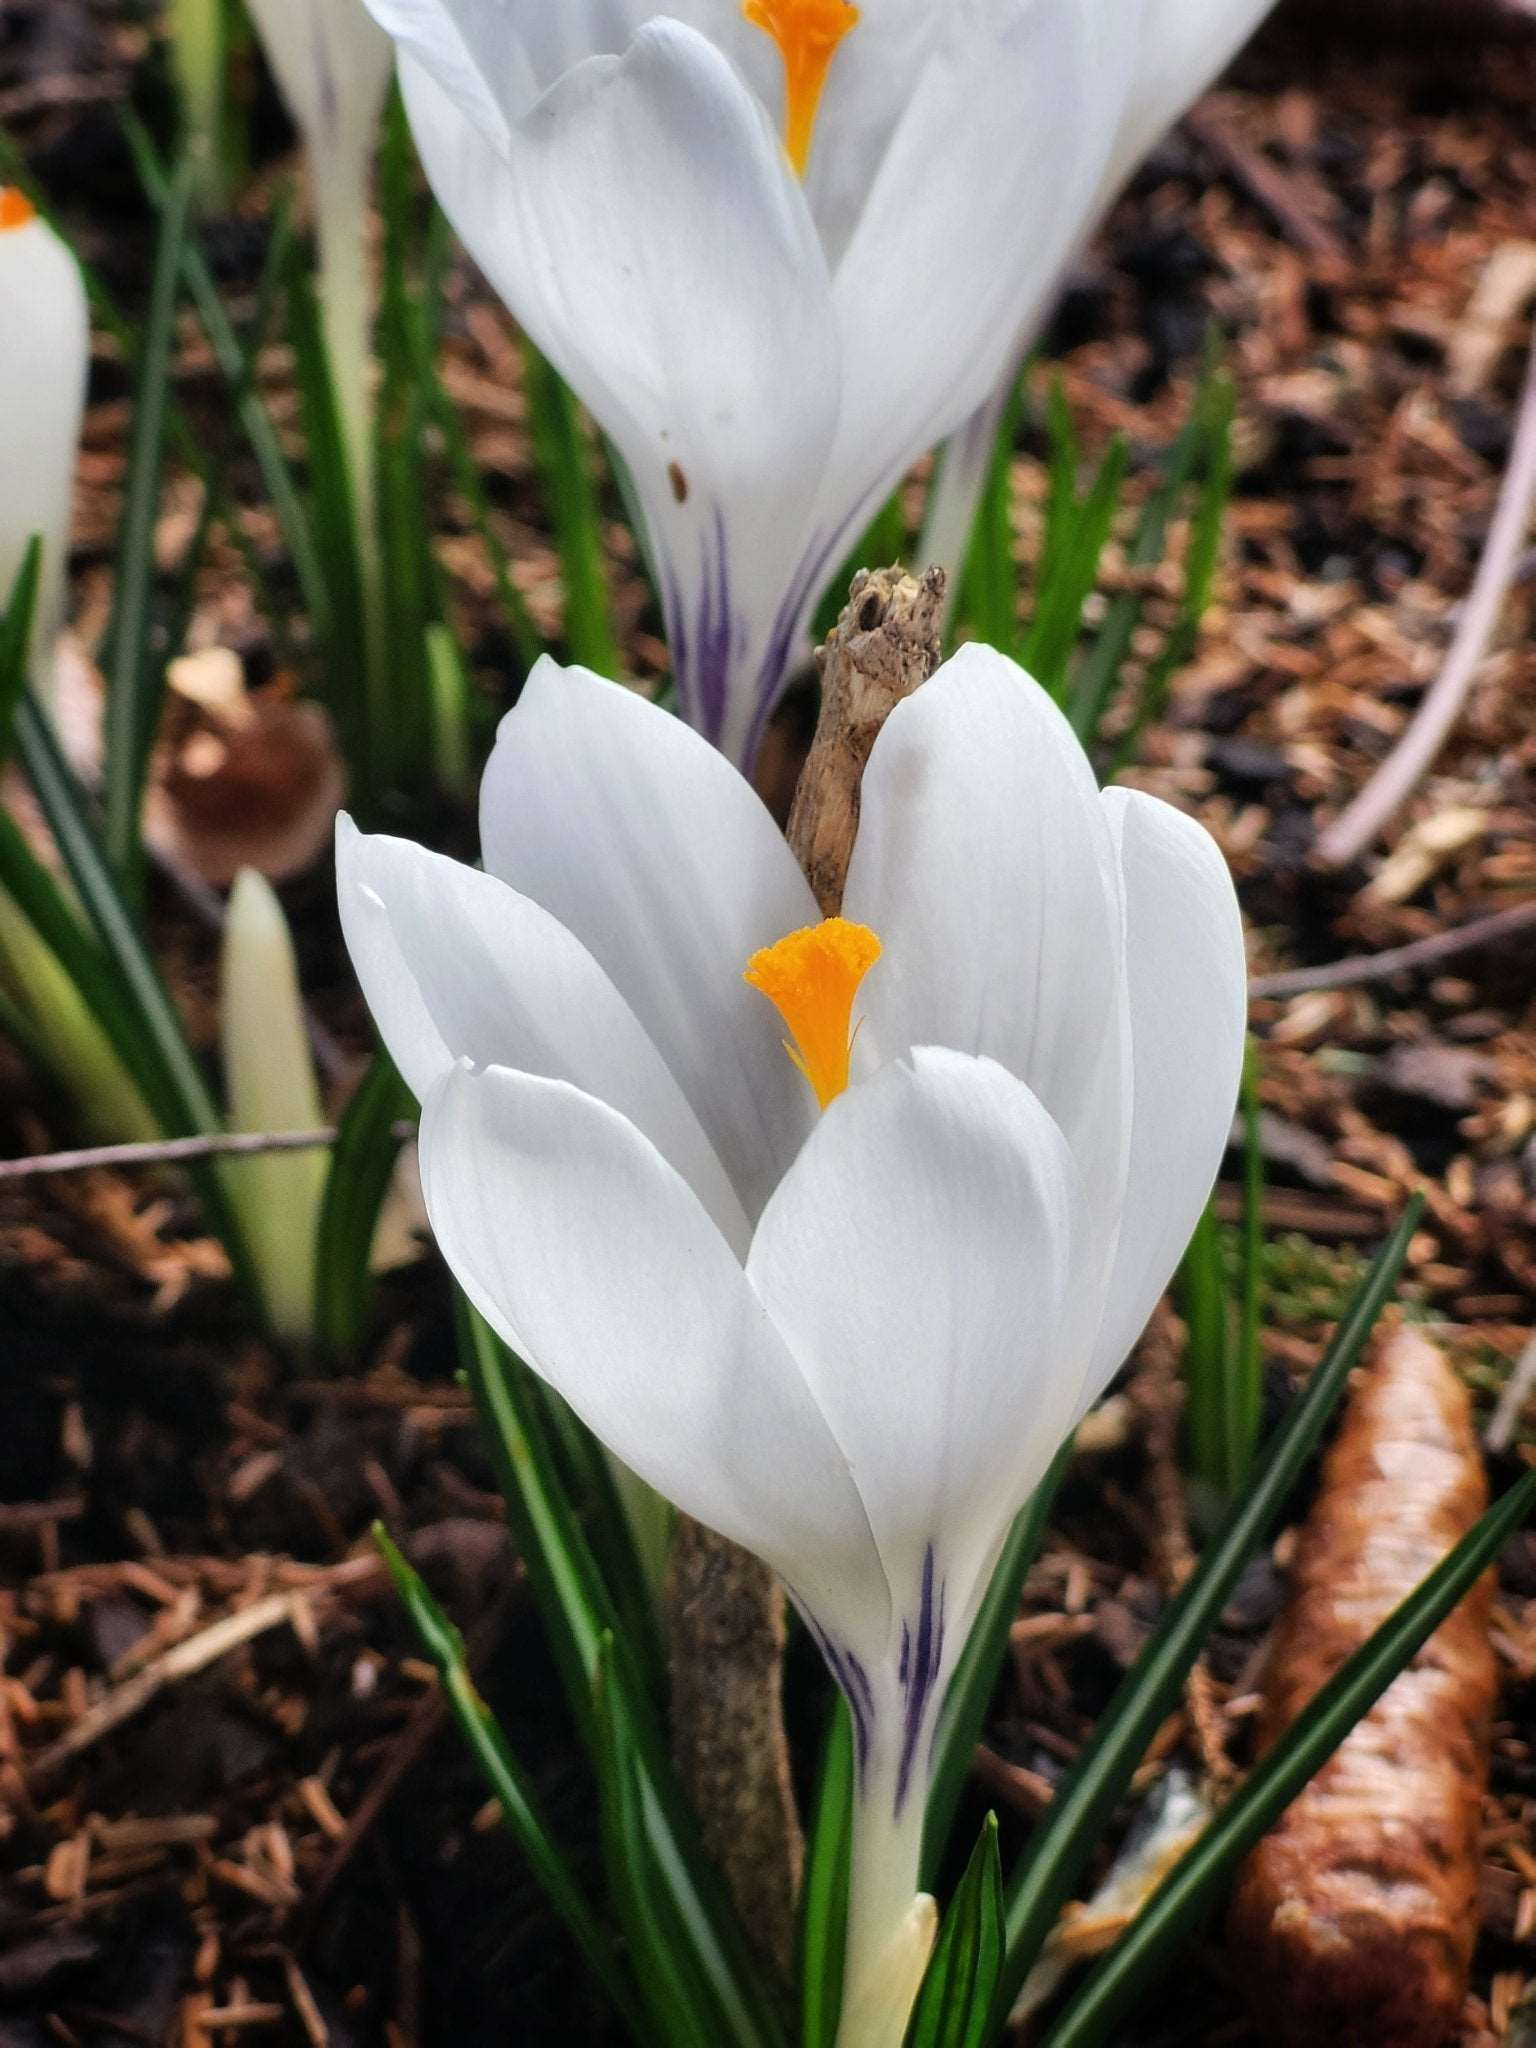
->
1227 1325 1497 2048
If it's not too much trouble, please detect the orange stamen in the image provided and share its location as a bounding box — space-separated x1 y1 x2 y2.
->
742 0 860 177
0 187 36 232
744 917 881 1110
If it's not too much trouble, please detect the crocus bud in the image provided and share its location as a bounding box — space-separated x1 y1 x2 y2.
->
220 867 328 1344
0 189 89 700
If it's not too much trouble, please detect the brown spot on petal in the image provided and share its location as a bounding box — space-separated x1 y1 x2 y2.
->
668 461 689 504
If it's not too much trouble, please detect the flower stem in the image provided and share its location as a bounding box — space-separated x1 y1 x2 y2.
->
836 1747 935 2048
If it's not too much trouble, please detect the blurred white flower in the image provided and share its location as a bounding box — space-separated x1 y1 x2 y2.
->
0 189 89 699
355 0 1267 767
920 0 1276 584
243 0 393 537
337 646 1246 2040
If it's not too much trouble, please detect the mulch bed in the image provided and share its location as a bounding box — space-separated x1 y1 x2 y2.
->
1 5 1534 2043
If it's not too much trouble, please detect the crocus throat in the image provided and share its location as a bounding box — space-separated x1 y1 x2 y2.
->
744 917 880 1110
741 0 860 177
0 187 36 231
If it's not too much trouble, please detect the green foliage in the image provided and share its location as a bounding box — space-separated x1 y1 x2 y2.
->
313 1050 414 1355
908 1817 1004 2048
993 1200 1423 2023
1179 1043 1265 1521
1038 1462 1536 2046
101 152 195 900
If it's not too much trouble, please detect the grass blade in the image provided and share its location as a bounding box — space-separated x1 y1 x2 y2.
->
456 1301 782 2048
799 1701 853 2048
1038 1466 1536 2048
521 340 618 677
12 697 254 1289
910 1815 1004 2048
101 151 195 895
373 1527 647 2036
957 378 1026 652
313 1049 414 1355
995 1198 1423 2018
0 539 42 764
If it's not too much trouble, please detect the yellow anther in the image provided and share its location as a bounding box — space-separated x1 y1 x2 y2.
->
744 917 881 1110
742 0 860 177
0 187 36 232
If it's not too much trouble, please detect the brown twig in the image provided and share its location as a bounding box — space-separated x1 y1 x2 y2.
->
1248 900 1536 999
28 1592 313 1775
0 1121 418 1181
1316 320 1536 866
665 566 946 1984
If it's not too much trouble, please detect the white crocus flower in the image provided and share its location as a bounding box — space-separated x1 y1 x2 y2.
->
243 0 393 541
353 0 1264 769
337 646 1246 2041
920 0 1276 583
0 189 89 699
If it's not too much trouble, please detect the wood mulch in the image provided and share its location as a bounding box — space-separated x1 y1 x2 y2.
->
0 4 1534 2043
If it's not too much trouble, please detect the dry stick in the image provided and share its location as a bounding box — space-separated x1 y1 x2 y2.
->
1249 899 1536 1000
29 1591 311 1775
1317 321 1536 868
0 1121 419 1181
665 565 946 1986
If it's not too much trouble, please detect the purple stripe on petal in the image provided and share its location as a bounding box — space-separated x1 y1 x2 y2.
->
895 1545 947 1816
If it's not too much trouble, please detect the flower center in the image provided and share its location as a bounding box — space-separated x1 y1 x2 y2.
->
0 187 36 232
741 0 859 177
744 917 881 1110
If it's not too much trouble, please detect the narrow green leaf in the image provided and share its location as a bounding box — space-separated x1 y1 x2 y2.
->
521 340 619 677
590 1639 719 2048
456 1302 782 2048
12 698 254 1289
956 379 1026 652
1067 366 1213 744
1023 437 1128 698
909 1815 1003 2048
313 1049 414 1355
995 1198 1424 2018
1108 367 1235 772
373 1527 647 2036
101 150 195 896
1233 1043 1266 1474
1177 1205 1237 1520
800 1701 853 2048
924 1443 1073 1883
122 120 334 651
1039 1466 1536 2048
0 539 42 767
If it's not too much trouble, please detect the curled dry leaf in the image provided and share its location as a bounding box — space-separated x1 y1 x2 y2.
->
1228 1324 1498 2048
143 649 345 888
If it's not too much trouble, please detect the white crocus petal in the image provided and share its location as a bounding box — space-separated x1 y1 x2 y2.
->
399 20 841 765
748 1047 1087 2048
1108 0 1277 193
749 1049 1088 1653
419 1060 890 1650
844 644 1130 1252
335 817 749 1251
1083 787 1248 1406
480 660 818 1219
245 0 393 161
823 0 1133 536
920 0 1276 590
0 196 89 695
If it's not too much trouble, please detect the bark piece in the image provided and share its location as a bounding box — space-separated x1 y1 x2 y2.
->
665 565 946 1984
785 565 946 916
1228 1325 1498 2048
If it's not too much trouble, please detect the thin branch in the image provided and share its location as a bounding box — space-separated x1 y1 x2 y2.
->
1249 900 1536 999
1317 321 1536 867
0 1121 416 1181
